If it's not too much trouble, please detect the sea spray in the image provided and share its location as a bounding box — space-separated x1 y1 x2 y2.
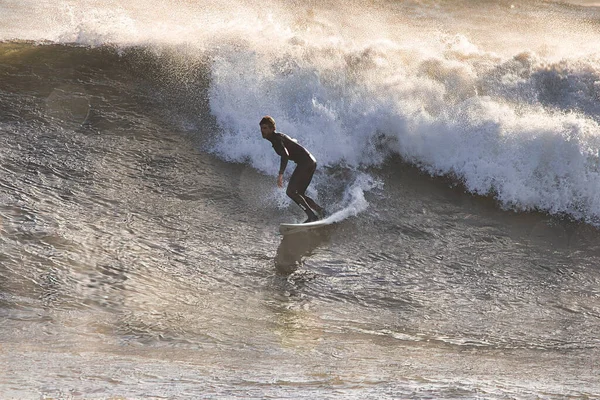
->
325 172 382 223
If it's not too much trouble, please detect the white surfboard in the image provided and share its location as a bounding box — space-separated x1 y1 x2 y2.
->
279 218 331 235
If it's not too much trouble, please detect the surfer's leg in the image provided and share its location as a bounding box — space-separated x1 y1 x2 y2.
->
287 164 318 222
305 196 325 219
296 161 324 218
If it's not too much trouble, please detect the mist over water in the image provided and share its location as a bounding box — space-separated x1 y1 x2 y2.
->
2 1 600 399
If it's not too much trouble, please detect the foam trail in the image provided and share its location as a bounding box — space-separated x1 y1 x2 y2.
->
324 173 381 223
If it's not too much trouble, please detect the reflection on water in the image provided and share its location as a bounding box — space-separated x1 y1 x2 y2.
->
275 229 332 274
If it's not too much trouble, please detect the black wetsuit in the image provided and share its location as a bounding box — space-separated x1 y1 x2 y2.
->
267 132 323 221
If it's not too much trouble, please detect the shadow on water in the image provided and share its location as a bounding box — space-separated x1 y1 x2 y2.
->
275 228 332 274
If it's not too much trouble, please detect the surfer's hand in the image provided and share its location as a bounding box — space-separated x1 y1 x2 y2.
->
277 174 284 188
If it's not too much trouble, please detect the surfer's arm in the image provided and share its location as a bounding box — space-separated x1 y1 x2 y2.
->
271 136 289 176
278 154 288 175
277 155 288 188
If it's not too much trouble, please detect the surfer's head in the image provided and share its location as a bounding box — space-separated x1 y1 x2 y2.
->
260 116 276 139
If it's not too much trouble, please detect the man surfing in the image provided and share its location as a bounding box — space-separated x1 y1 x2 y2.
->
260 116 325 223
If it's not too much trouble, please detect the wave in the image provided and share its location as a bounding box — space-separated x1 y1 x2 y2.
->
2 1 600 223
207 32 600 223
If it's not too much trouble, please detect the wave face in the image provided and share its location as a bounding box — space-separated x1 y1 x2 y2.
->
2 0 600 223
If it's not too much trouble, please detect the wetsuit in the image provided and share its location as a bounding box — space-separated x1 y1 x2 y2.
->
267 132 323 222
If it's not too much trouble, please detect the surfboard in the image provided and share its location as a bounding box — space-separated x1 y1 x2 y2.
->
279 219 331 235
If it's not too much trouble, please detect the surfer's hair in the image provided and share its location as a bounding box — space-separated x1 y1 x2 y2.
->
259 116 276 129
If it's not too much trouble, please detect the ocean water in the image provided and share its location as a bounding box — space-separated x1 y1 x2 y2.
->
1 0 600 399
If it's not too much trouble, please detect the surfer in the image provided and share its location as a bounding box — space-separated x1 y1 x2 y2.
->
260 116 325 223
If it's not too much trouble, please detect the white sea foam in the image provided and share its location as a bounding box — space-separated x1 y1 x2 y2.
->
324 173 381 223
207 23 600 222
